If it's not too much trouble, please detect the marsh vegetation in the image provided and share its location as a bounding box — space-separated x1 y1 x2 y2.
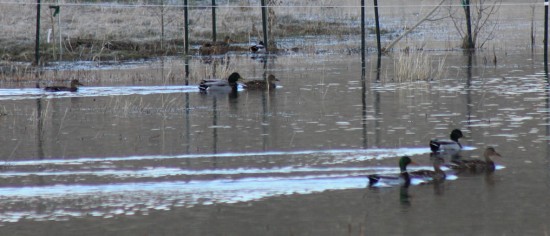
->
0 1 549 235
0 0 522 63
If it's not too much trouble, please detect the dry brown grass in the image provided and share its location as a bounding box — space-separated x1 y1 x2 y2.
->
393 50 446 82
0 0 543 64
0 0 421 62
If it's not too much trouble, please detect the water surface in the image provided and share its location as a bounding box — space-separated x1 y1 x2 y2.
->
0 52 549 235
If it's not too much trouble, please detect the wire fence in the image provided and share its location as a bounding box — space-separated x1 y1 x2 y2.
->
0 0 546 62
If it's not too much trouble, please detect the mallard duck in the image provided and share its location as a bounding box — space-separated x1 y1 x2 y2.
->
44 79 83 92
446 147 502 172
409 157 446 181
367 156 412 187
242 74 279 90
198 72 243 92
249 41 265 53
429 129 464 154
368 156 445 187
199 36 231 55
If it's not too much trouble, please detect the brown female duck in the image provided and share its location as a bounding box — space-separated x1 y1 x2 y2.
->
447 147 502 172
242 74 279 90
199 36 232 55
409 157 446 181
44 79 84 92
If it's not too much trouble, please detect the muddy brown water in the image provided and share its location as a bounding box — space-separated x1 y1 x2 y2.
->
0 51 549 235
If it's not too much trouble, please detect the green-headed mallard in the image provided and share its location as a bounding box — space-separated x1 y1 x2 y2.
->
242 74 279 90
199 72 243 93
44 79 83 92
367 156 410 187
368 156 445 187
447 147 502 172
429 129 464 154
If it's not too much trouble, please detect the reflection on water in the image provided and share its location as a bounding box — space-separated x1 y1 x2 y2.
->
0 148 437 223
0 85 212 101
0 52 549 234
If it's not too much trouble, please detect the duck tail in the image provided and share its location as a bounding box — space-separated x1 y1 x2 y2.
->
198 81 208 92
429 139 440 153
367 174 380 186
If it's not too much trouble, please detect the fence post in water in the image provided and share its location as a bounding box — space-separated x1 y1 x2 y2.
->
545 0 549 69
361 0 366 67
373 0 382 56
260 0 268 52
184 0 189 55
212 0 217 42
35 0 41 65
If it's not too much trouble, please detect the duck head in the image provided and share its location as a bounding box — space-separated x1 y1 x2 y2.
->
450 129 464 142
399 156 413 172
223 36 231 44
227 72 243 84
484 147 501 161
70 79 84 87
267 74 280 82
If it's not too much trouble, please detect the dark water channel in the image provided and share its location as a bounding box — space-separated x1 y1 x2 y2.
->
0 51 549 235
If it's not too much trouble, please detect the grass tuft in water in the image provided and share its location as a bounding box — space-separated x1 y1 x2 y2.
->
393 50 446 82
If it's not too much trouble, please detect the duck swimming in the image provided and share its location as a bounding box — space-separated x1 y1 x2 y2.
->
367 156 413 187
44 79 84 92
429 129 464 154
367 156 445 187
409 156 446 181
198 72 243 93
447 147 502 172
199 36 232 55
249 41 265 53
242 74 279 90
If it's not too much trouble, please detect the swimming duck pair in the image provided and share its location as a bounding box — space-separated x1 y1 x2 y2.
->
198 72 279 92
429 128 502 171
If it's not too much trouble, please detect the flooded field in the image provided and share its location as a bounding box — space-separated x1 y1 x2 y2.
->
0 50 549 235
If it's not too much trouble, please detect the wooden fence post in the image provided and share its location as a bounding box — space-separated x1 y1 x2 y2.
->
361 0 366 67
545 0 548 68
212 0 217 42
261 0 268 52
373 0 382 56
184 0 189 54
35 0 41 65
